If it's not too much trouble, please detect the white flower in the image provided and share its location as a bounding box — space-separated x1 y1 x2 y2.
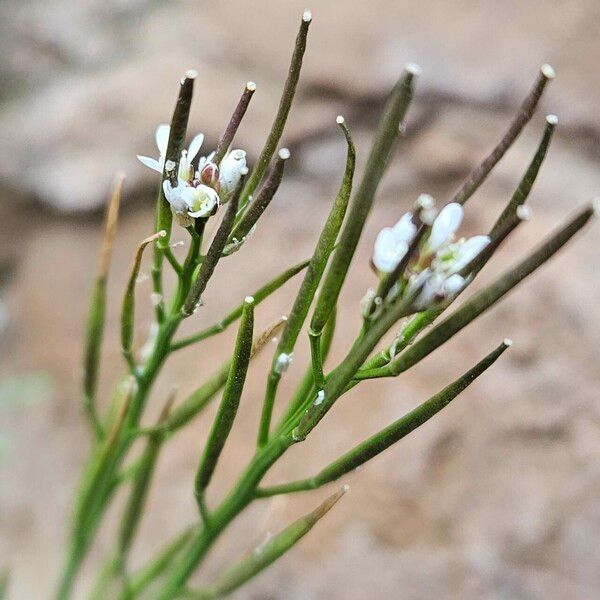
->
163 181 219 219
411 235 489 310
413 271 467 310
423 202 463 255
138 124 204 181
434 235 490 275
218 149 247 202
196 148 246 202
180 184 220 218
373 213 417 273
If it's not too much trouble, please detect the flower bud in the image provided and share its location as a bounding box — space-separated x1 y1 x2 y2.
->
200 161 220 187
219 149 247 202
372 212 417 273
424 202 464 255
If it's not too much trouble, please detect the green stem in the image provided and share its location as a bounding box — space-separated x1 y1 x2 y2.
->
124 526 197 599
451 64 554 205
275 307 337 434
237 12 311 212
187 487 347 600
257 118 355 447
58 241 196 598
309 329 325 389
258 340 510 497
155 435 293 599
491 114 557 235
310 65 418 337
195 299 254 493
171 258 309 351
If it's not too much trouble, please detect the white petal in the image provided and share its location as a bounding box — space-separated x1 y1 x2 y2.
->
188 204 215 218
184 184 219 217
413 272 441 309
407 268 431 296
392 212 417 244
180 186 198 205
373 228 407 273
187 134 205 162
450 235 490 273
443 274 466 295
219 149 247 200
163 180 188 213
137 155 163 172
427 202 464 254
155 124 170 155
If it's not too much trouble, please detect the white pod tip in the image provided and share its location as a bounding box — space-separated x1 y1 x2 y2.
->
406 62 422 76
541 64 556 80
516 205 532 220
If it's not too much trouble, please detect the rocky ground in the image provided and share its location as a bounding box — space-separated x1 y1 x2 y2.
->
1 1 599 599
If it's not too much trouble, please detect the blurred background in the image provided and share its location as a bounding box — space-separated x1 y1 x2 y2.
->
1 1 599 598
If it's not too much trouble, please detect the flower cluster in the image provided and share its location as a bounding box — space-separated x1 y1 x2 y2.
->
138 124 247 225
373 197 490 310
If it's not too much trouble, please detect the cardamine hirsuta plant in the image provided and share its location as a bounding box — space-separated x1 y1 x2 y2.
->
56 10 597 600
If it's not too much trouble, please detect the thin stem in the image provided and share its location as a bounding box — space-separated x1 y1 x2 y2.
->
197 493 212 529
183 181 241 316
309 329 325 389
237 11 311 211
293 290 422 441
258 340 510 497
121 231 166 372
155 436 292 599
157 318 287 436
275 307 337 434
187 487 347 600
152 70 197 321
451 64 555 205
230 149 289 243
310 64 419 337
213 82 256 165
83 173 124 439
194 298 255 494
491 114 557 235
56 380 134 600
171 259 309 351
258 117 355 447
163 246 182 274
125 526 197 599
117 391 176 567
